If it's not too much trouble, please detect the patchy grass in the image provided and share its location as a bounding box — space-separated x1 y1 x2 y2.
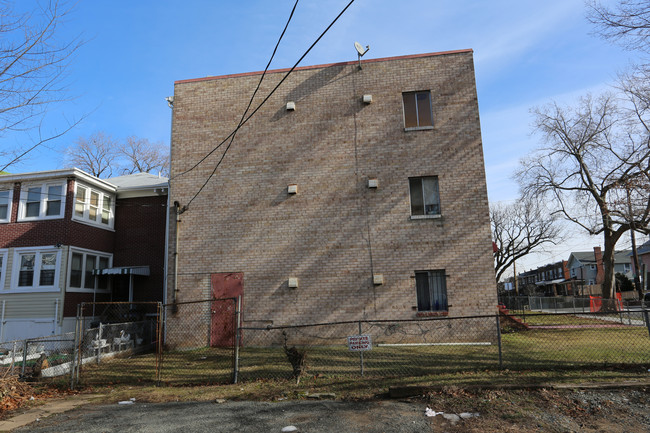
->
69 367 650 405
62 324 650 400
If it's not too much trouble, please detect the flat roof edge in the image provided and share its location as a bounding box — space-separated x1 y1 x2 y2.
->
175 49 474 85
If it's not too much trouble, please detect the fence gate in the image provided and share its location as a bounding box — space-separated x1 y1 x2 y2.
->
70 302 162 388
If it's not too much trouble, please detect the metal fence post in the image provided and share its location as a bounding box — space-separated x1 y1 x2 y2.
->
644 309 650 339
233 296 242 384
358 321 364 376
70 304 81 389
496 315 503 369
21 340 28 377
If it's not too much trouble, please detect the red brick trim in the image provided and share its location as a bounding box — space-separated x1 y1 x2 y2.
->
416 311 449 317
175 49 474 85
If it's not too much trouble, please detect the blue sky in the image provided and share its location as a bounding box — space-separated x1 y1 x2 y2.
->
6 0 644 272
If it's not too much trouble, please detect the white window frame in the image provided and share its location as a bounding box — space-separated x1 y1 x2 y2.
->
0 249 7 291
17 181 66 222
0 187 12 223
67 247 112 293
9 247 61 293
72 182 115 229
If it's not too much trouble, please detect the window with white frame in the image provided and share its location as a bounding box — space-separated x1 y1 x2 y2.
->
0 189 11 223
73 183 114 228
10 248 61 291
415 270 448 312
68 249 112 292
409 176 441 217
17 182 66 221
402 90 433 129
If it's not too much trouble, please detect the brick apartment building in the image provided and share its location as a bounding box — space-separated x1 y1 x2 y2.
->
0 169 167 341
167 50 497 344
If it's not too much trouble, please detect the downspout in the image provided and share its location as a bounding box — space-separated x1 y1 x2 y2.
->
53 299 59 335
163 186 170 311
0 300 5 343
172 201 181 314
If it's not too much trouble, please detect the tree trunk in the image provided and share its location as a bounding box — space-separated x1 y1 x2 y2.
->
601 235 617 305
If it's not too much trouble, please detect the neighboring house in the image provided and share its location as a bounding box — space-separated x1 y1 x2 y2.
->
0 169 168 342
567 247 632 295
167 49 497 344
631 238 650 291
517 261 572 296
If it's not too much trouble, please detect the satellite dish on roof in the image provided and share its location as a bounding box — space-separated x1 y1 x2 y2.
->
354 42 370 69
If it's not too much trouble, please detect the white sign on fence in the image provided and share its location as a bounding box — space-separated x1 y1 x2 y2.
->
347 334 372 351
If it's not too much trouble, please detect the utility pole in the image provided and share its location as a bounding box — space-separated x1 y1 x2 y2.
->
627 187 643 298
513 244 518 296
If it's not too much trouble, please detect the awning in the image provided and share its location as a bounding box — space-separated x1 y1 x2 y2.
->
535 278 566 286
93 266 150 276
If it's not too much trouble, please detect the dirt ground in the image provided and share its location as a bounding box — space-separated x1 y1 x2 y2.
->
8 387 650 432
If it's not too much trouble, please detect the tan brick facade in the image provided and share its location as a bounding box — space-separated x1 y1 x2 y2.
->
168 50 497 329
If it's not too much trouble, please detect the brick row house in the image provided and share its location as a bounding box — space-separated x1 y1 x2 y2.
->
167 50 497 345
0 169 168 342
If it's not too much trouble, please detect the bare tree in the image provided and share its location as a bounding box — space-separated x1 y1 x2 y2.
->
0 0 83 170
491 198 562 283
587 1 650 53
517 88 650 300
64 132 170 178
119 136 169 176
64 132 119 178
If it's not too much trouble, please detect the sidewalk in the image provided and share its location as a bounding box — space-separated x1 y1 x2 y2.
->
0 395 100 432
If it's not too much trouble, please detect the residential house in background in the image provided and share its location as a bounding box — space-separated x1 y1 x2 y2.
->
167 50 497 345
0 169 168 342
631 238 650 291
517 261 572 296
567 247 632 296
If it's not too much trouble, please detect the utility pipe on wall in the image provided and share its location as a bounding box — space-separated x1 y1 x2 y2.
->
0 300 5 343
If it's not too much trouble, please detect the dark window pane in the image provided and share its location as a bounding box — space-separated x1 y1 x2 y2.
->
415 272 430 311
46 185 62 216
39 253 57 286
416 92 433 126
0 191 8 220
85 255 96 289
403 92 417 128
416 270 447 312
97 257 110 290
18 254 35 287
70 253 83 288
422 177 440 215
409 178 424 215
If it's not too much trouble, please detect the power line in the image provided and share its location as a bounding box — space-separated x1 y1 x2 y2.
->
183 0 301 209
180 0 357 210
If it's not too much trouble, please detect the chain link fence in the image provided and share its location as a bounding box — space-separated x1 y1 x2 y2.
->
159 298 237 385
5 298 650 387
70 302 162 388
0 333 76 380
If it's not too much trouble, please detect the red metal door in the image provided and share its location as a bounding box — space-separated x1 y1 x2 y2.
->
210 272 243 347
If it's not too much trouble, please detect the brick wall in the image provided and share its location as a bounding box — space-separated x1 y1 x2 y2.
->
168 50 497 329
113 195 167 302
0 178 114 252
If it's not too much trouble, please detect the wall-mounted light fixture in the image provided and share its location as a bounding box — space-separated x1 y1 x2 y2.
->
368 178 378 188
288 184 298 194
373 274 384 285
288 277 299 288
286 101 296 111
363 94 373 104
